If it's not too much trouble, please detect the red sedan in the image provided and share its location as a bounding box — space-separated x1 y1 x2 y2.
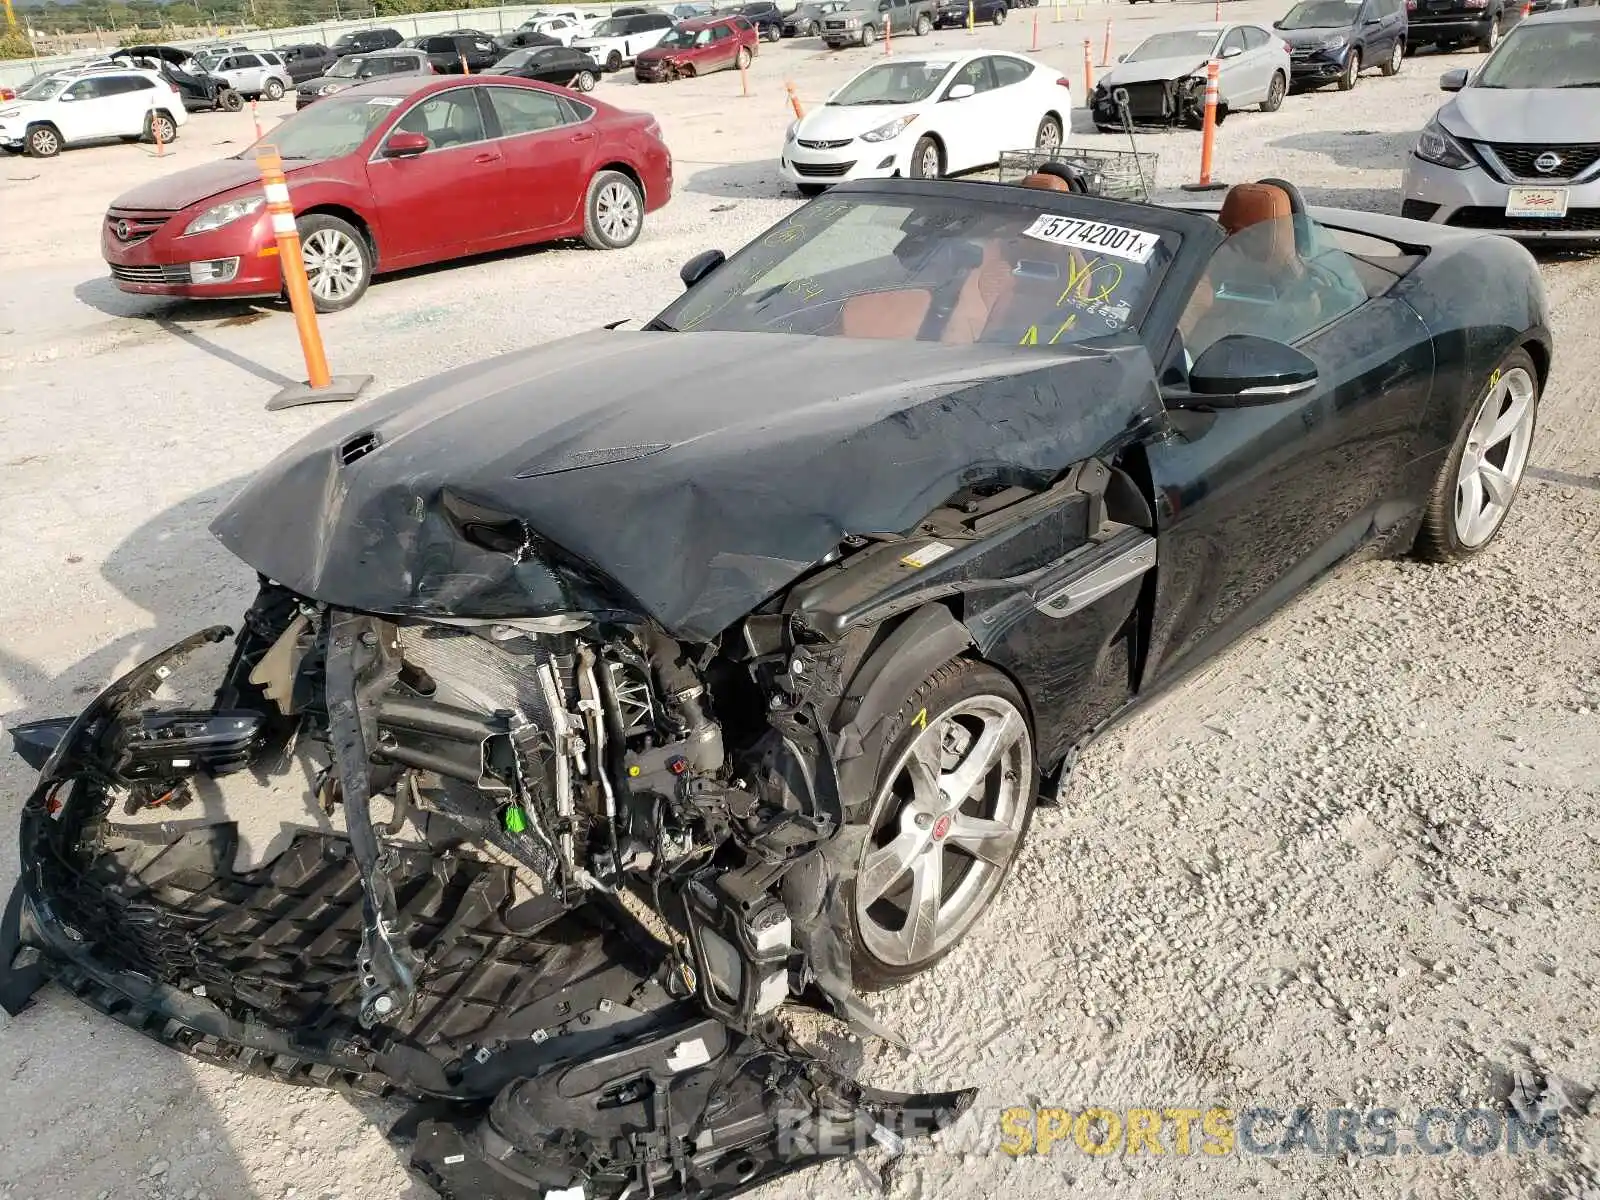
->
633 17 758 82
102 76 673 311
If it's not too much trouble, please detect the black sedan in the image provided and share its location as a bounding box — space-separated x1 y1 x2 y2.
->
3 177 1551 1200
935 0 1008 25
485 44 602 90
406 31 503 73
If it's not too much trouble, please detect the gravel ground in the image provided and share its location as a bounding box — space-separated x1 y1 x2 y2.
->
2 4 1598 1198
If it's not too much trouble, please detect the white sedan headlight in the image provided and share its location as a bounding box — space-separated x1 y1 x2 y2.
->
317 82 345 95
861 115 917 143
183 195 267 236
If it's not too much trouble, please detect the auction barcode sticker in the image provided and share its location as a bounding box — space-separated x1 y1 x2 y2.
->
1022 215 1163 264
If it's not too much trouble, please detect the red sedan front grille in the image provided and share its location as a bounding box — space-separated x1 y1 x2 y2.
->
106 209 173 246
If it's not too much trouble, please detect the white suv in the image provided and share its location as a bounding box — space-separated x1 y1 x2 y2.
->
205 50 294 101
0 69 188 158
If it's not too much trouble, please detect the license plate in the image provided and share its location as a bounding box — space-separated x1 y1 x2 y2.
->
1505 187 1570 218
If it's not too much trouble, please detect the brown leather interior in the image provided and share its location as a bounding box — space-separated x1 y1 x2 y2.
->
1216 181 1297 268
838 288 934 339
1019 172 1072 192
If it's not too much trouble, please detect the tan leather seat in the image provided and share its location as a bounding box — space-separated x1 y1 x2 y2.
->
1181 180 1301 337
839 289 934 339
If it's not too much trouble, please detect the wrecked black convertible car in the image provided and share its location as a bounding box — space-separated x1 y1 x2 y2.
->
3 177 1552 1197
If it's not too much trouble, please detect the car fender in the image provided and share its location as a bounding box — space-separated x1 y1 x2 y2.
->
278 174 384 263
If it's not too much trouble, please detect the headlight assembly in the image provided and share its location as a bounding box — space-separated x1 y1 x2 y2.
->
183 194 267 236
1415 119 1473 170
861 114 916 142
1321 34 1349 49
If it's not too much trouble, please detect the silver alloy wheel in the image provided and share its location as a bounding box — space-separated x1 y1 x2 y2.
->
854 695 1032 967
301 227 364 304
1454 365 1536 547
1344 49 1359 85
153 116 175 141
595 180 639 243
1036 116 1061 151
30 127 60 155
577 70 596 90
918 141 940 178
1388 40 1402 71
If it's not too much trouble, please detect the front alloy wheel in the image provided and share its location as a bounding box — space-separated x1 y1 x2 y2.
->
1414 348 1539 560
849 661 1036 987
297 214 372 312
25 124 61 157
1338 46 1361 89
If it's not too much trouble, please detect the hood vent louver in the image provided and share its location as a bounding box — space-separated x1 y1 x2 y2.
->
338 432 381 466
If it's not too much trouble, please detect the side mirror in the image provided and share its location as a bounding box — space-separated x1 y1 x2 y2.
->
1163 335 1319 407
1116 51 1127 61
946 82 976 99
1439 67 1468 91
382 130 430 157
1271 17 1282 26
1221 45 1243 57
58 92 77 101
680 247 725 289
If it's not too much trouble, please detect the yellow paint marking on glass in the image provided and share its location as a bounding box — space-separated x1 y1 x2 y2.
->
1019 325 1039 345
1049 314 1077 344
1059 255 1123 305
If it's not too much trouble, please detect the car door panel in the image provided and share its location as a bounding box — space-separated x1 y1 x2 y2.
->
1142 296 1433 686
483 86 591 237
366 88 510 265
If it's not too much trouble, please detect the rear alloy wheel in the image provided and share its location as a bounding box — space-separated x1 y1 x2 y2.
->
1261 69 1286 111
992 5 1006 23
736 45 753 68
1477 15 1500 51
1035 113 1062 152
1413 347 1539 560
606 49 623 71
574 69 597 91
766 24 781 40
914 13 932 33
583 169 644 250
1337 45 1361 89
264 77 285 100
846 660 1037 989
25 123 61 157
910 134 942 178
144 110 178 145
297 213 372 313
1381 39 1403 74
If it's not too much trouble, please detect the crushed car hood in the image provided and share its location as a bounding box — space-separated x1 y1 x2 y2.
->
210 329 1161 641
1100 55 1206 86
1440 87 1600 143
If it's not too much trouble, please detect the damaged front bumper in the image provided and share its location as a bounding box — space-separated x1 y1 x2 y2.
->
1 632 973 1199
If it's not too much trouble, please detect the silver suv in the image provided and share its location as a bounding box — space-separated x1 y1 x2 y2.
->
205 50 294 101
820 0 937 46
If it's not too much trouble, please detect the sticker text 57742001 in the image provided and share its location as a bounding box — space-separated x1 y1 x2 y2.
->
1022 215 1162 265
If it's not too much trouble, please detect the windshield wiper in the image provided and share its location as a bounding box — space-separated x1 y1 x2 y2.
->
1555 81 1600 87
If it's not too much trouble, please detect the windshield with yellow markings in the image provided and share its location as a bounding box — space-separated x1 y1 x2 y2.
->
655 194 1176 348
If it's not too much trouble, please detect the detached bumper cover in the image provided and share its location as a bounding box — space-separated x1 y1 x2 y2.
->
2 631 974 1200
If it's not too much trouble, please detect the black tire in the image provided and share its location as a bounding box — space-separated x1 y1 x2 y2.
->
736 45 752 68
992 6 1006 23
1477 13 1500 51
574 69 597 91
839 659 1037 990
264 77 285 100
1337 46 1361 89
1380 38 1403 74
143 109 179 145
914 12 932 33
582 169 644 250
803 18 817 33
765 23 781 40
219 88 244 112
1261 69 1286 111
910 133 942 178
606 49 623 71
861 22 877 44
1412 347 1540 562
798 182 828 196
25 123 61 157
296 212 372 313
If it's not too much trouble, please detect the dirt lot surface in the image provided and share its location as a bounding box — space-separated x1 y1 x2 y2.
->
2 3 1598 1198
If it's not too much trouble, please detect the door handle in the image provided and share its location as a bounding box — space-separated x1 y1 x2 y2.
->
473 151 502 163
570 131 596 142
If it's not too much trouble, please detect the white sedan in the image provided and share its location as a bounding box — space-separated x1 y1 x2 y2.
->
780 51 1072 196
